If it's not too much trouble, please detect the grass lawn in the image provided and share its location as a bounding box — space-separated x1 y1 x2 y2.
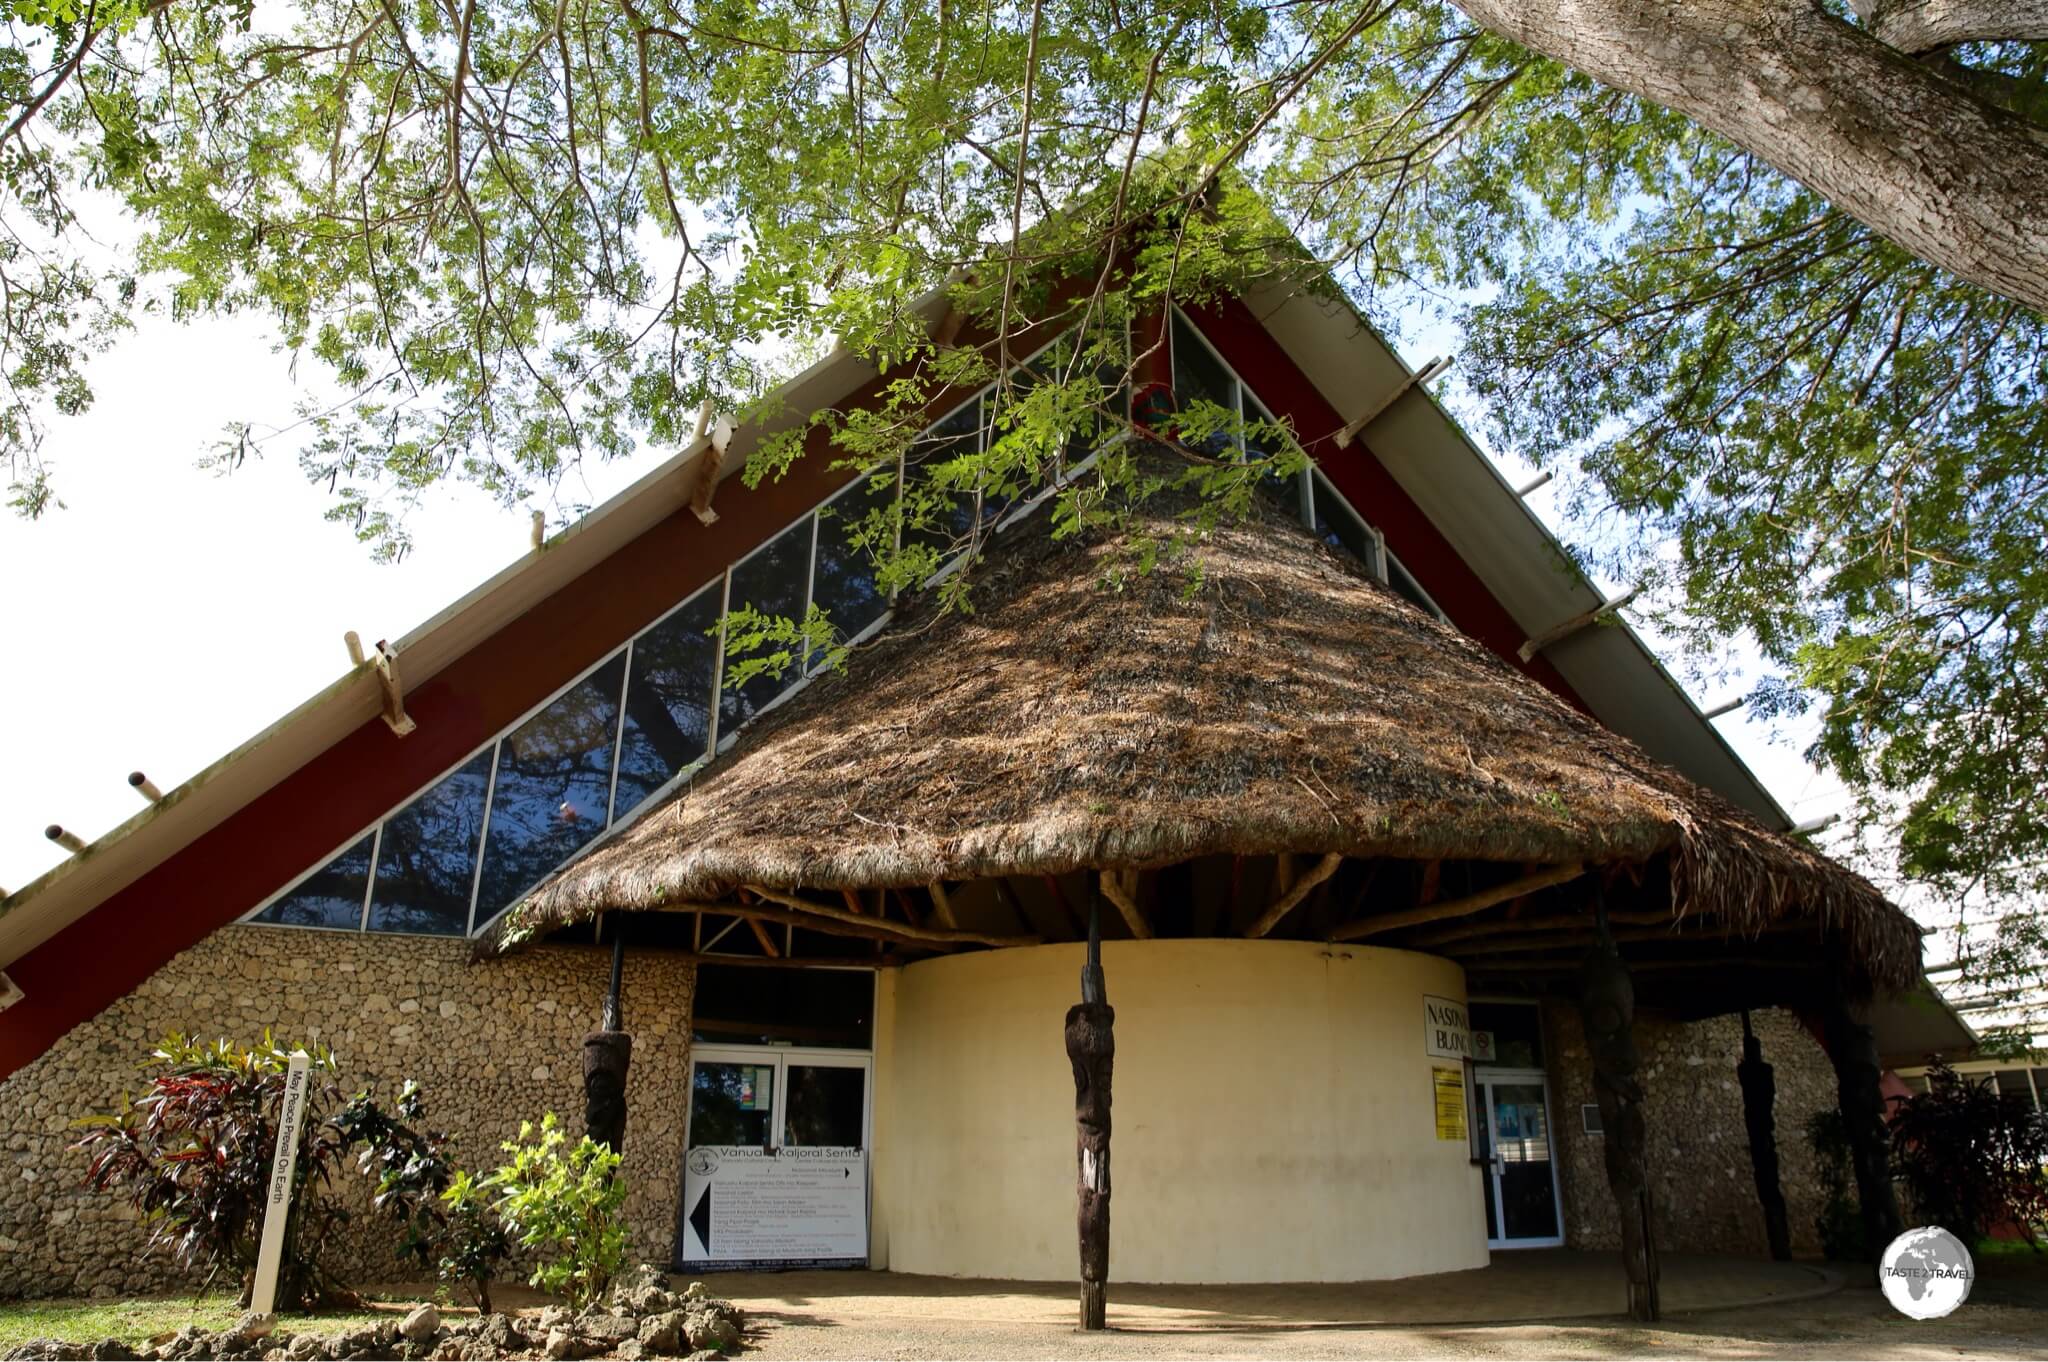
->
0 1295 398 1351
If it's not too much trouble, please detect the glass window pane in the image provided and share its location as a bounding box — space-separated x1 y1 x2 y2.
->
1994 1069 2034 1100
785 1065 866 1148
1470 1001 1545 1068
366 749 493 935
473 654 627 924
689 1062 777 1147
721 516 814 735
1312 470 1379 574
692 964 874 1048
252 833 373 929
810 475 893 658
903 397 980 572
1246 391 1304 514
1389 553 1439 618
612 585 721 819
1172 312 1236 457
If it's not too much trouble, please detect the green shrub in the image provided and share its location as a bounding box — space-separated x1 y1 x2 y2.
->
1805 1109 1868 1262
330 1080 510 1312
1890 1061 2048 1245
483 1113 626 1307
72 1035 357 1310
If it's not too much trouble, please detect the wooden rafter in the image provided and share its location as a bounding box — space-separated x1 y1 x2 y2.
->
745 886 1037 947
1244 852 1343 939
1517 587 1641 663
1409 906 1673 949
371 641 416 737
927 881 958 928
681 951 909 970
745 917 783 958
1040 873 1086 938
1333 355 1453 448
1328 862 1588 941
1099 870 1152 939
687 413 737 526
891 886 928 930
1450 920 1813 958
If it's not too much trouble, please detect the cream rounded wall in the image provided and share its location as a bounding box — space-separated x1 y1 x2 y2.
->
868 938 1486 1283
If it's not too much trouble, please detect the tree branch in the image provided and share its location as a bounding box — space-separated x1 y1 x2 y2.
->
1451 0 2048 312
1853 0 2048 53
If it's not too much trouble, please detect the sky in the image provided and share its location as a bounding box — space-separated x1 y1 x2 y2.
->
0 299 1860 900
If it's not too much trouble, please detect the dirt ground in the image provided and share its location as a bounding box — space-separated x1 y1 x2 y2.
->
714 1257 2048 1360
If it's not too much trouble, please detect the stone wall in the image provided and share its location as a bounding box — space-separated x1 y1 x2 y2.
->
1545 1002 1835 1258
0 924 694 1300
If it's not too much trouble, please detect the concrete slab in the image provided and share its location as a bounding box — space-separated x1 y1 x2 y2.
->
705 1250 1843 1329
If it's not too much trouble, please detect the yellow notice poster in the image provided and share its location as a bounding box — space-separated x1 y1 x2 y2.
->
1432 1065 1468 1141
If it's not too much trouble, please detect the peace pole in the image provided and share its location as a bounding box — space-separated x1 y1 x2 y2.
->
251 1050 312 1315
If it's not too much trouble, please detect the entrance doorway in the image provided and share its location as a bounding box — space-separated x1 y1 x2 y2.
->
677 1046 872 1269
1475 1070 1564 1248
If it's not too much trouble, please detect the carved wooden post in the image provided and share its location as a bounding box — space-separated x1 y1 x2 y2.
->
584 933 632 1154
1820 991 1904 1267
1065 891 1114 1331
1577 892 1659 1322
1736 1010 1792 1261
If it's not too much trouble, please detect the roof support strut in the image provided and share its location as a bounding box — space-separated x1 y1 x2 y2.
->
1517 588 1641 664
1333 356 1453 448
688 412 737 526
1098 870 1151 939
1329 862 1587 941
1244 852 1342 939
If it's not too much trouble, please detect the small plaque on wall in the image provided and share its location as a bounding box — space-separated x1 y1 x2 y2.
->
1432 1066 1469 1141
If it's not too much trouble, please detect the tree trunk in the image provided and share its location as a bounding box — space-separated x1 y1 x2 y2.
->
1578 926 1659 1322
1450 0 2048 313
1066 1000 1114 1330
1820 996 1906 1270
1736 1014 1793 1262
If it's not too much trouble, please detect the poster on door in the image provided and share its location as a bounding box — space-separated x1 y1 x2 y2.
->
679 1145 867 1267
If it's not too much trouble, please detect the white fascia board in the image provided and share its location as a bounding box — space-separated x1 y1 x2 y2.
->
1244 279 1791 830
0 334 898 969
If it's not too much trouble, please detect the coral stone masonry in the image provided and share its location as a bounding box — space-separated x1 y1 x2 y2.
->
0 926 693 1299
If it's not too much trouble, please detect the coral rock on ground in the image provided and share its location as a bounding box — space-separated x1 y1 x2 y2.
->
3 1269 744 1362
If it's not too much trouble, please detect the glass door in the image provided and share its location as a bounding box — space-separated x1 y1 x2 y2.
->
677 1047 871 1269
1477 1071 1564 1248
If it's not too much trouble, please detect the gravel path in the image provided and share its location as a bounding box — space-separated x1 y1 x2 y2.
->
724 1273 2048 1359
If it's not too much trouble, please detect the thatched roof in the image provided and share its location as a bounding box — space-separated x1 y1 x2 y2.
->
485 472 1922 993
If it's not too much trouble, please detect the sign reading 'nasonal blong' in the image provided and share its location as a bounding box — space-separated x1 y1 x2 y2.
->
1424 995 1472 1060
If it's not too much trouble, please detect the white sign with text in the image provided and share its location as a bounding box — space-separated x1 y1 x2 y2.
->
1424 995 1472 1060
251 1050 312 1316
679 1146 867 1264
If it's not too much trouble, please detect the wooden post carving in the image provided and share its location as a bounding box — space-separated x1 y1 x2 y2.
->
1066 891 1114 1330
1577 892 1659 1322
584 934 632 1154
1820 991 1905 1270
1736 1010 1793 1261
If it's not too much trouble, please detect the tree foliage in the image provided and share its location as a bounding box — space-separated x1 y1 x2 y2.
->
1889 1060 2048 1244
4 0 2047 1004
71 1033 358 1310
